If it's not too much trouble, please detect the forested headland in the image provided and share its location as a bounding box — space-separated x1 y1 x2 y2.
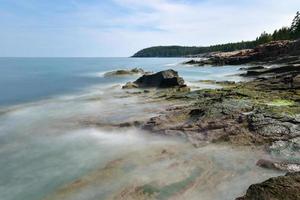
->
133 12 300 57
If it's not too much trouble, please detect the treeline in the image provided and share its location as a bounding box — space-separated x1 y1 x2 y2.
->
256 11 300 43
133 12 300 57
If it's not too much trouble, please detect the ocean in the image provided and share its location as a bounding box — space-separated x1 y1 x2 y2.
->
0 57 245 107
0 58 281 200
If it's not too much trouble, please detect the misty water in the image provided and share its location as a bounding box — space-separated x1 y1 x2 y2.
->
0 58 282 200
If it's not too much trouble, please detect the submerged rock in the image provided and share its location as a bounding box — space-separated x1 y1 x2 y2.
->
236 172 300 200
122 82 138 89
104 68 145 77
256 159 300 172
123 69 186 89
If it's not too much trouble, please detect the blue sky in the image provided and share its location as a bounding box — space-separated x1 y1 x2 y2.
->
0 0 299 57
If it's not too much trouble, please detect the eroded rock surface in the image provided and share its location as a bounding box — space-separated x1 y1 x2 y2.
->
123 69 187 89
141 64 300 149
236 172 300 200
184 40 300 66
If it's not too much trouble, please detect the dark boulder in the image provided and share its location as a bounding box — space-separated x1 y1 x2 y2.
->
236 172 300 200
123 69 186 89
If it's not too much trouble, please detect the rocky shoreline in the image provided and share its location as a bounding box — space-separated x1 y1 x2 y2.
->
183 40 300 66
119 40 300 199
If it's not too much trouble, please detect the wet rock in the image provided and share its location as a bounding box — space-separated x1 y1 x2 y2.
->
189 109 205 118
138 55 300 147
247 111 300 140
134 69 186 88
183 60 199 65
119 121 143 128
104 68 145 77
142 97 256 146
239 66 265 71
183 59 215 66
268 137 300 162
242 65 300 78
236 172 300 200
256 159 300 172
215 80 236 85
122 82 138 89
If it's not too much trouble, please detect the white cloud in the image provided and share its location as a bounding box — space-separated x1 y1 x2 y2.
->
0 0 300 56
83 0 299 56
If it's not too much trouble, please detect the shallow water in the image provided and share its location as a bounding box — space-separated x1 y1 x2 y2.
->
0 85 171 200
0 57 244 106
44 142 283 200
0 58 275 200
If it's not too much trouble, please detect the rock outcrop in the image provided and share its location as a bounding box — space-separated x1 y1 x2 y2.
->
184 40 300 66
123 69 186 89
122 40 300 199
140 63 300 148
236 172 300 200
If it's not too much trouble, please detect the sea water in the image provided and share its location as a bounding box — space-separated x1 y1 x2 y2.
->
0 57 245 107
0 58 281 200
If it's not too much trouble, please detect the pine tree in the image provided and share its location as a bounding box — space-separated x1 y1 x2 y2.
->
291 11 300 39
256 31 273 44
291 11 300 31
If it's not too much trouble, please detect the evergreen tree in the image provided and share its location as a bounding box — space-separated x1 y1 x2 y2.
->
256 31 273 44
291 11 300 39
291 11 300 31
272 27 291 40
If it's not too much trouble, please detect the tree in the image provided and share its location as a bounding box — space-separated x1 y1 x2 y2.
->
291 11 300 31
291 11 300 39
256 31 273 44
272 27 291 40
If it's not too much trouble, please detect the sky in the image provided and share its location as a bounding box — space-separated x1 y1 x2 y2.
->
0 0 299 57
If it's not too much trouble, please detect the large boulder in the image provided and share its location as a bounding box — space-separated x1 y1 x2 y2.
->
236 172 300 200
123 69 186 89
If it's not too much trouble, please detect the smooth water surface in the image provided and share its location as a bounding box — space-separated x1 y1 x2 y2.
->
0 57 244 106
0 58 272 200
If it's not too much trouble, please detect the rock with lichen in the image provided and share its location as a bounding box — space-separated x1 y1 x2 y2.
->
236 172 300 200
